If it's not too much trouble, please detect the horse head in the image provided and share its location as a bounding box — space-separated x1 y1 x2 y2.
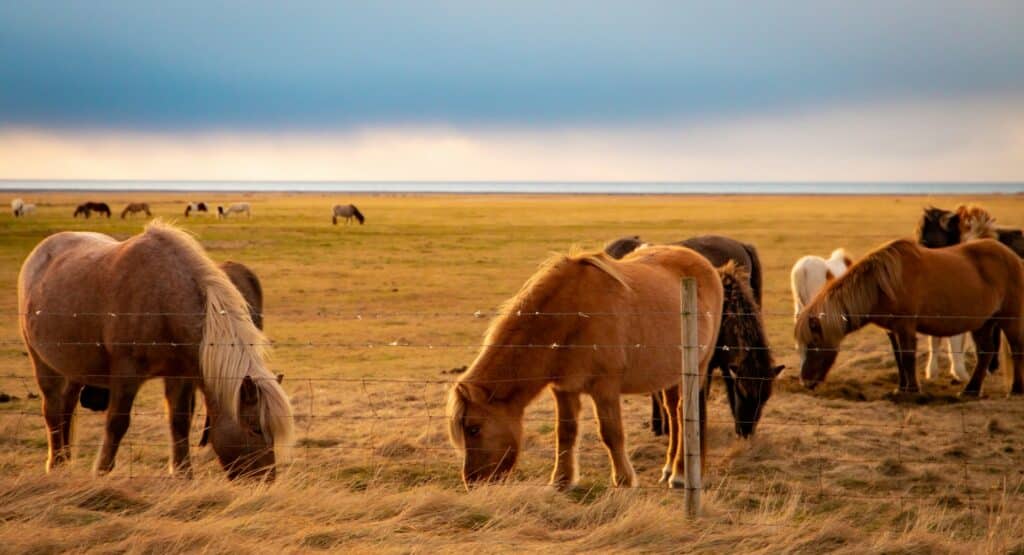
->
917 206 959 248
603 236 644 259
447 382 523 487
795 312 840 390
202 373 286 481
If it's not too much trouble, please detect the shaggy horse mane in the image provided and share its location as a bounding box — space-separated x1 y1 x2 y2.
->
717 261 774 374
796 239 912 345
483 249 629 343
955 204 999 241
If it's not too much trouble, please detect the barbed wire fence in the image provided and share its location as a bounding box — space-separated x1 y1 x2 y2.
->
0 301 1022 526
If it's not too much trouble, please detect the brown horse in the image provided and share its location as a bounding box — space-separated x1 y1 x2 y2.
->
120 202 152 218
18 221 294 479
447 246 723 489
796 239 1024 397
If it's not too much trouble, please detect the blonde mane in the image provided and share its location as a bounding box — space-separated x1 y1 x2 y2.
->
955 204 999 241
143 220 294 453
797 239 911 345
483 249 629 343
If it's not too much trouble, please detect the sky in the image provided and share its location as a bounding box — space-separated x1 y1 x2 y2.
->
1 1 1022 182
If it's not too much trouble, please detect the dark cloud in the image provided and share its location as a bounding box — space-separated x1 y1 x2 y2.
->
1 1 1022 130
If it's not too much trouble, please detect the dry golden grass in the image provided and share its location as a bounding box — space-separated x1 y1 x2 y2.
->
1 191 1023 553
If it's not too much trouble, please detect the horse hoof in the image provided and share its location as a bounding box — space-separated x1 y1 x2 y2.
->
658 468 671 484
668 475 686 489
958 389 982 399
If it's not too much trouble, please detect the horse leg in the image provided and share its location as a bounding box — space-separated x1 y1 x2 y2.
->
591 391 636 487
95 371 141 475
886 332 907 392
998 319 1023 395
31 354 81 471
670 383 707 489
650 393 665 436
989 327 1002 374
164 377 195 477
549 389 581 489
962 321 998 397
660 386 680 483
895 330 920 393
947 333 969 382
925 335 941 381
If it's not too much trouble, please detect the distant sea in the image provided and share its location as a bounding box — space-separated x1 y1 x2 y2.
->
1 181 1022 195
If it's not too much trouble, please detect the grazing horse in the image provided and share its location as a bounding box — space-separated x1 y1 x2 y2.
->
702 262 784 438
11 198 24 216
790 249 853 318
79 260 266 447
73 202 112 218
18 221 293 479
917 205 1023 378
218 203 251 219
185 202 209 217
447 246 723 489
795 239 1023 397
332 204 365 225
604 234 764 435
120 203 152 219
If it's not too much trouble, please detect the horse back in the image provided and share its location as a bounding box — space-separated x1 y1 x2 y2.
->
677 235 761 303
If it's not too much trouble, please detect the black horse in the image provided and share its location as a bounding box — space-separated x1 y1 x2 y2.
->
73 202 112 218
79 260 264 447
604 234 771 436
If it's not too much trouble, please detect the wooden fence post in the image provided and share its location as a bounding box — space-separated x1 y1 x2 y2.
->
681 277 701 516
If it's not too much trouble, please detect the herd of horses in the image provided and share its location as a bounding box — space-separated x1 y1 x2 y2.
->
11 202 1023 490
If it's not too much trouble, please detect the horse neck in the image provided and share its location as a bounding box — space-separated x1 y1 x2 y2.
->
464 342 553 406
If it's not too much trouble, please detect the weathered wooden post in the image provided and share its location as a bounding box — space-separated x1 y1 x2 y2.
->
681 277 701 516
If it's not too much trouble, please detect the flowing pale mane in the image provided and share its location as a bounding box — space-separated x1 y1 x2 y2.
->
143 220 294 453
797 239 911 344
482 249 629 344
955 204 999 241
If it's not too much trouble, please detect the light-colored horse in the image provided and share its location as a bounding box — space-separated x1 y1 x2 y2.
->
332 204 365 225
18 220 293 479
11 198 24 216
448 246 722 489
218 203 251 219
796 238 1023 397
790 248 852 318
120 202 152 218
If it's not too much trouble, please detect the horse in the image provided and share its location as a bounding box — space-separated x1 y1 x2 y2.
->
917 205 1024 379
790 249 853 318
18 220 293 479
218 203 251 219
332 204 365 225
699 262 783 438
604 234 764 436
73 202 112 218
78 260 266 448
120 203 152 219
184 202 208 217
447 246 723 489
11 198 24 216
795 238 1023 398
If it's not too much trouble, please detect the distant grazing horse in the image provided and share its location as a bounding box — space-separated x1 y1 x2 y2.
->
218 203 251 219
18 221 293 479
795 239 1023 397
79 260 266 447
120 203 152 219
604 234 764 435
73 202 112 218
790 249 853 318
448 246 722 489
332 204 365 225
184 202 208 217
917 205 1024 379
11 198 24 216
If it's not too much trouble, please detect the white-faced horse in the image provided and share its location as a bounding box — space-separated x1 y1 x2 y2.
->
218 203 251 219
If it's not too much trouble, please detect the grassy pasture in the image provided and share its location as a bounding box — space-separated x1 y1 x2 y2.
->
1 191 1023 553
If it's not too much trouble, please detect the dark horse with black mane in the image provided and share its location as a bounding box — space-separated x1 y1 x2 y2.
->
605 234 776 437
80 259 265 448
73 202 112 218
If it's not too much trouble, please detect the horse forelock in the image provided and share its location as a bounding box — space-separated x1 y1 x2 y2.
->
446 382 479 448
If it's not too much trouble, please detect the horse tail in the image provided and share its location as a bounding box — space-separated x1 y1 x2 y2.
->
741 242 763 306
790 260 809 317
351 205 365 224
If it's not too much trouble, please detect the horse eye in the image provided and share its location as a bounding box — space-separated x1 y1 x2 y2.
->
466 425 481 438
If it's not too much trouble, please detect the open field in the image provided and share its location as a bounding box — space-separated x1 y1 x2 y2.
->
1 191 1023 553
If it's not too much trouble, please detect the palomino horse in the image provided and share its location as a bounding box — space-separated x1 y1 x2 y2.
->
120 202 152 218
218 203 251 219
604 234 765 436
447 246 722 489
18 221 293 479
796 238 1024 397
332 204 365 225
918 205 1024 379
790 248 852 319
185 202 209 217
73 202 112 218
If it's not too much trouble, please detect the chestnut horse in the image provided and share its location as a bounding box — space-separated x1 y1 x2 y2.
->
796 239 1023 397
18 221 294 479
447 246 722 489
120 202 152 218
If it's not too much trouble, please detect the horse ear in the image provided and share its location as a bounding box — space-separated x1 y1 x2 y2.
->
276 373 284 384
240 376 259 406
772 364 785 376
